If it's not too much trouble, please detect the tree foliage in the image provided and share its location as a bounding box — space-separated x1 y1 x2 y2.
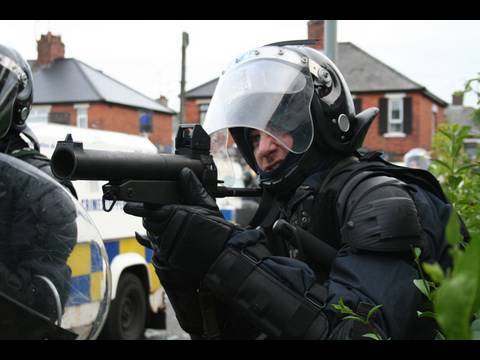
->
415 122 480 339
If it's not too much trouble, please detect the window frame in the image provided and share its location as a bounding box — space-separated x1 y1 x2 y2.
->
198 102 210 124
74 103 89 128
384 93 406 137
28 105 51 124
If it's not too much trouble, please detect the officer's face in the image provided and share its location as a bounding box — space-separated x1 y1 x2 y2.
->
250 129 292 172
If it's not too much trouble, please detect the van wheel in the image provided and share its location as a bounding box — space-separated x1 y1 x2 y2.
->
101 273 147 340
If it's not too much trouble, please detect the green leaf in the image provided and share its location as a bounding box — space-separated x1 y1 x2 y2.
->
438 128 453 141
417 311 436 319
366 304 383 322
342 315 368 325
331 297 355 316
362 333 382 340
456 163 480 174
434 236 480 339
413 247 422 260
445 211 462 246
413 279 432 301
447 175 463 189
431 159 452 173
422 262 445 284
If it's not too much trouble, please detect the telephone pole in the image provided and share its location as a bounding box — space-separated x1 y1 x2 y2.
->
179 31 189 124
325 20 337 63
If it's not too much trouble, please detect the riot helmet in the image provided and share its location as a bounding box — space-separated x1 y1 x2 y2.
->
404 148 431 170
203 43 378 194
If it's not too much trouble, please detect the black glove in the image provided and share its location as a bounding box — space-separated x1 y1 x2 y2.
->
124 167 241 336
124 167 240 280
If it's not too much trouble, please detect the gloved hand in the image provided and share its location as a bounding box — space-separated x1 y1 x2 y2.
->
124 167 241 335
124 167 241 281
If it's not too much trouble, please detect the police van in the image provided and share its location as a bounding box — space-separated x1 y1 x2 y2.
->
29 123 166 340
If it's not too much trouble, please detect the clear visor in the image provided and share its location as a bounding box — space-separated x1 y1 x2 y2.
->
204 56 314 155
0 62 19 138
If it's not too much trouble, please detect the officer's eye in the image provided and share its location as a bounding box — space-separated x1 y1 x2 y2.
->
249 132 261 149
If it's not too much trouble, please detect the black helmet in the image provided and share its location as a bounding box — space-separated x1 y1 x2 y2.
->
0 44 34 140
203 43 378 194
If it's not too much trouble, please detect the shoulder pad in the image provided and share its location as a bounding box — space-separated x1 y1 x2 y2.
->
338 175 421 252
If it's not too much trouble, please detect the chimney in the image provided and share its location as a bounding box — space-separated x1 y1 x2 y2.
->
157 95 169 107
452 92 464 106
37 32 65 65
308 20 325 50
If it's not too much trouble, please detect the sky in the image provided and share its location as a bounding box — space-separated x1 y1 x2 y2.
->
1 20 479 112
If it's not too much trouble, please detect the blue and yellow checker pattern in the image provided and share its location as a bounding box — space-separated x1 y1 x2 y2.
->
65 237 160 307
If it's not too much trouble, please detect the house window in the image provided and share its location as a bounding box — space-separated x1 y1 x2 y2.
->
199 103 209 124
28 105 51 124
74 104 89 128
139 112 153 133
49 112 71 125
388 98 403 133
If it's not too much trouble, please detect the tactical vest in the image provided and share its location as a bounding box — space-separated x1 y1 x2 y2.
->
274 151 466 281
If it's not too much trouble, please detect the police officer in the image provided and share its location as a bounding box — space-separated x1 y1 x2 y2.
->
0 44 76 196
0 44 78 329
125 43 463 339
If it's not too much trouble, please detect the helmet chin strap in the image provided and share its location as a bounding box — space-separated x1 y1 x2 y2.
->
20 126 40 151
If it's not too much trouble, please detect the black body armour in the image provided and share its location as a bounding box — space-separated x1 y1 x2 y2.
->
204 151 465 339
277 151 463 281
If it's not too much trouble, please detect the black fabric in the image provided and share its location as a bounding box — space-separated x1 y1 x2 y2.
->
204 247 329 339
311 151 466 254
277 151 461 339
336 174 422 252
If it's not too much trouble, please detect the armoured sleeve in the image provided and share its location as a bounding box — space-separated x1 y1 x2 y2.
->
203 176 431 339
203 231 330 339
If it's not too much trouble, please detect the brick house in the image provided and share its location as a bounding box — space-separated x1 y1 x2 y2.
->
29 32 176 152
445 93 479 159
184 21 448 161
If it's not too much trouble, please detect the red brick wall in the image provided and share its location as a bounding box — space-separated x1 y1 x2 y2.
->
358 91 445 161
183 98 237 146
184 99 201 124
49 102 173 147
88 103 173 146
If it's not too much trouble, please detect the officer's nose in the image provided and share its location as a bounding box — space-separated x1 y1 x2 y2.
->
256 133 278 156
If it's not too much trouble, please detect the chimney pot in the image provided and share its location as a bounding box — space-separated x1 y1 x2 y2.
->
157 95 169 107
452 93 464 106
307 20 325 50
37 32 65 65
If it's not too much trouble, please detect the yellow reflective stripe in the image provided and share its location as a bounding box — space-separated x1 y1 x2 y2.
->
90 272 103 301
67 243 91 277
147 263 161 293
119 237 145 257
